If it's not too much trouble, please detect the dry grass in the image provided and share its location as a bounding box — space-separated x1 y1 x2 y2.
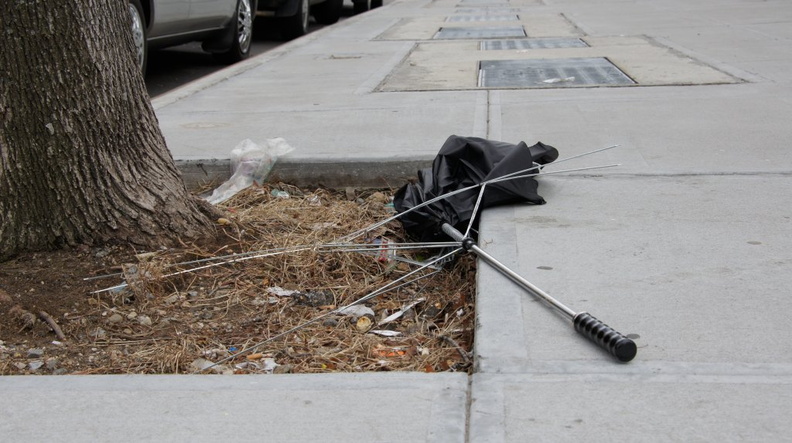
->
1 184 475 375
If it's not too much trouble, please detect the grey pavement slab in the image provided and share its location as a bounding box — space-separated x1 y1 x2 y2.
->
0 373 468 442
476 174 792 369
471 174 792 440
5 0 791 441
470 371 792 442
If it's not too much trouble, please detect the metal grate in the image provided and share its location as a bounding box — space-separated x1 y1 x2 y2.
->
434 26 526 39
480 38 588 50
478 58 635 88
446 15 519 22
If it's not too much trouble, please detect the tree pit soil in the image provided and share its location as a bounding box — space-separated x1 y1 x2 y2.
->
0 185 475 375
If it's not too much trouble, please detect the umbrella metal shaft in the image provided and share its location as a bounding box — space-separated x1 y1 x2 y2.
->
441 223 637 362
441 224 575 318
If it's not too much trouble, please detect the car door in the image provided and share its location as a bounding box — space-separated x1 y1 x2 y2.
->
147 0 192 39
188 0 236 30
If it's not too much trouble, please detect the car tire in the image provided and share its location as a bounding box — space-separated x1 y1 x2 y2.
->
281 0 310 40
215 0 254 63
353 0 370 14
313 0 342 25
371 0 382 8
128 0 147 74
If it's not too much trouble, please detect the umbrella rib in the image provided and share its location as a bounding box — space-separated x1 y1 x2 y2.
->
465 183 487 238
342 161 620 244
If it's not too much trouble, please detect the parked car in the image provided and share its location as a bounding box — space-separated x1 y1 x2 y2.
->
256 0 345 40
128 0 257 74
349 0 382 15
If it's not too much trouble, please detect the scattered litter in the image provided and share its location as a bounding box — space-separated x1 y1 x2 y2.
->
271 189 290 199
190 358 231 374
356 316 373 332
234 357 278 373
372 345 407 358
379 298 425 325
373 237 391 263
202 348 231 360
205 138 295 204
339 305 375 321
267 286 298 297
369 330 402 337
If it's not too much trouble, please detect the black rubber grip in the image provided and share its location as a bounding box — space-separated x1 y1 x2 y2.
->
573 312 637 362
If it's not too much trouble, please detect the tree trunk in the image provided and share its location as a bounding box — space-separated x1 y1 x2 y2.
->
0 1 217 260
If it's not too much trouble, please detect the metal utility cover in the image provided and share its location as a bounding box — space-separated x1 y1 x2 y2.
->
434 26 526 39
478 58 635 88
446 15 519 22
481 38 588 50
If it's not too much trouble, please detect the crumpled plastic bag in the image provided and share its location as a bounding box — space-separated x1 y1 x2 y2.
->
205 138 294 205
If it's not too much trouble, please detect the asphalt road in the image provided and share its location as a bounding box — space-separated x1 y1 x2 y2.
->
145 8 358 98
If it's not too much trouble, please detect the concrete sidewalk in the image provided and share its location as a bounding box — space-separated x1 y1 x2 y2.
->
3 0 792 441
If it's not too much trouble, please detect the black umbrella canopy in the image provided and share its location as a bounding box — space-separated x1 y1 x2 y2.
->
394 135 559 242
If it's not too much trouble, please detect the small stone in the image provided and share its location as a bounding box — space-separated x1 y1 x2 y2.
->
164 294 179 304
137 315 152 327
27 348 44 358
45 358 59 370
28 360 44 371
90 328 107 339
14 362 26 370
126 311 138 320
322 318 339 327
273 364 293 374
0 288 12 304
107 313 123 324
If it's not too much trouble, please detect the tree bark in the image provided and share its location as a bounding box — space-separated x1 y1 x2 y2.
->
0 0 217 260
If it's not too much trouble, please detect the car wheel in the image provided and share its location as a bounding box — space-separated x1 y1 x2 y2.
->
353 0 370 14
281 0 309 40
313 0 342 25
371 0 382 8
216 0 254 63
128 0 147 74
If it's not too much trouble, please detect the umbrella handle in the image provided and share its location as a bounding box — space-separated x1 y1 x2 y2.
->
573 312 637 362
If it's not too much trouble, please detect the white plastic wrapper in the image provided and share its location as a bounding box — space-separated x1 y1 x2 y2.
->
205 138 294 205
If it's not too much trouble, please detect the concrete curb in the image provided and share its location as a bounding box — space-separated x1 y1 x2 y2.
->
177 157 433 190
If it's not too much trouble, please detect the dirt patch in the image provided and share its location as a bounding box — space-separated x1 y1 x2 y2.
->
0 185 475 375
